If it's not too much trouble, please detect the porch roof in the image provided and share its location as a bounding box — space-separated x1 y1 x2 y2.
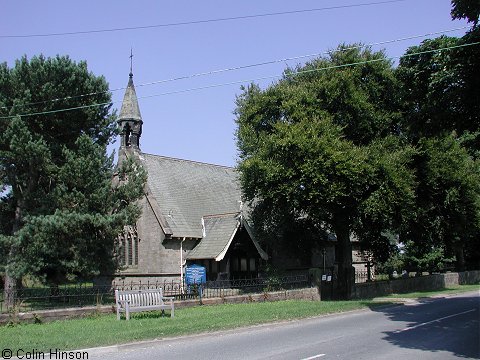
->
186 213 240 261
186 212 268 262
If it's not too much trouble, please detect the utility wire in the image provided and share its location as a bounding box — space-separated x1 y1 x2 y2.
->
0 25 470 111
1 41 477 120
134 26 472 87
138 41 480 98
1 0 415 39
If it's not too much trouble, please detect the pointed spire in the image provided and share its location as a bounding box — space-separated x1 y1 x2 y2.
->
119 73 142 123
118 52 143 149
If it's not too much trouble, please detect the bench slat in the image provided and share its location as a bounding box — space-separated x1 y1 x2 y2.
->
115 289 174 320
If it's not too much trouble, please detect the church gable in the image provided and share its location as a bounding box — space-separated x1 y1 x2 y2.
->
139 153 242 239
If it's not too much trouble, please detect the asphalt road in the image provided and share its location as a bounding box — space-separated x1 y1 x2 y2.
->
85 291 479 360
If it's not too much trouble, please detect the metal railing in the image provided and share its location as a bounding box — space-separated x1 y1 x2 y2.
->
355 270 375 283
0 275 309 313
0 283 114 313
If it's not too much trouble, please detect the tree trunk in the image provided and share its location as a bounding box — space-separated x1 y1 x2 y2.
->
454 242 466 272
3 200 23 308
333 214 354 300
3 272 17 309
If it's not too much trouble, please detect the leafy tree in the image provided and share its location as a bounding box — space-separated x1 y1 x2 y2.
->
396 32 480 155
403 242 455 274
0 55 146 305
402 135 480 271
235 46 415 298
378 241 455 276
396 12 480 270
451 0 480 25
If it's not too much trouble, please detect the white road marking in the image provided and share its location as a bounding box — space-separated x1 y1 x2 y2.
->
300 354 326 360
394 308 477 333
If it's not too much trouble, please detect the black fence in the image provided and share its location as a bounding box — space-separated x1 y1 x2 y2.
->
0 275 309 313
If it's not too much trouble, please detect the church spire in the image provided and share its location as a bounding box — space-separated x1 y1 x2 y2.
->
118 52 142 150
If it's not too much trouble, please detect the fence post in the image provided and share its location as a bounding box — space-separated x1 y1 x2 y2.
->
366 261 373 282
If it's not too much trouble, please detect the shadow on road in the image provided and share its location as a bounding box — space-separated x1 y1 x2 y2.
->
368 295 480 359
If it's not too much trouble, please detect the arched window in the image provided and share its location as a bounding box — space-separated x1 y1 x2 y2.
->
122 123 132 147
117 225 139 267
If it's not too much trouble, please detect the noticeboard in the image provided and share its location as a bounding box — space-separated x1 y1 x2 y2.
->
185 264 207 285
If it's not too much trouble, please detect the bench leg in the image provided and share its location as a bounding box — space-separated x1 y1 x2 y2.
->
126 303 130 321
171 304 174 318
116 307 120 320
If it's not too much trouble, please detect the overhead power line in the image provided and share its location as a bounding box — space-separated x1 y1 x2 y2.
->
138 41 480 98
0 25 470 111
1 41 478 120
1 0 416 39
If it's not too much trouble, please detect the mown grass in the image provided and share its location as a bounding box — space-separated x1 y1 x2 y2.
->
0 300 378 352
382 283 480 299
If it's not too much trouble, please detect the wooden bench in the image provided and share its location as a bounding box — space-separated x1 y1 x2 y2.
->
115 289 175 320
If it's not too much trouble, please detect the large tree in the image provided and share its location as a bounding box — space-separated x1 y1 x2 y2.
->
0 55 145 305
396 34 480 153
235 46 415 298
451 0 480 25
395 9 480 269
399 134 480 272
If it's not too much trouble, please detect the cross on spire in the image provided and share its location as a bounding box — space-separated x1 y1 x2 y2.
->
129 48 133 78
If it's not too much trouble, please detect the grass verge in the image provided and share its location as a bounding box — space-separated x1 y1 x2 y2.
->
381 283 480 299
0 284 477 353
0 300 380 352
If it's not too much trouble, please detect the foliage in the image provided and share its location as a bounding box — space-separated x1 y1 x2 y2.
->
376 242 456 276
396 32 480 155
451 0 480 24
234 0 480 285
236 44 402 151
395 17 480 271
0 55 116 150
259 264 283 292
235 45 415 298
401 242 455 274
376 251 405 276
0 55 146 286
402 135 480 270
7 156 145 284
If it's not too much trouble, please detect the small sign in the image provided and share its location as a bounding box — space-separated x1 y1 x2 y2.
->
327 276 332 282
321 275 327 281
185 264 206 285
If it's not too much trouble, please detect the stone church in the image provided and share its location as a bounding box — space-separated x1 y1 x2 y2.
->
109 70 373 286
113 71 268 284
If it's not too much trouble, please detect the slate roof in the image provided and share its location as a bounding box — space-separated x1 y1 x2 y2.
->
139 153 242 239
186 213 240 260
119 74 142 122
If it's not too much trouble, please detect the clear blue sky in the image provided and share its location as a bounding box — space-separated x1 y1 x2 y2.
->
2 0 469 167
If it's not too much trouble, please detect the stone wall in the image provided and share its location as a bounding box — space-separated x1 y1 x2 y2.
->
0 305 115 325
0 287 320 325
352 270 480 299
